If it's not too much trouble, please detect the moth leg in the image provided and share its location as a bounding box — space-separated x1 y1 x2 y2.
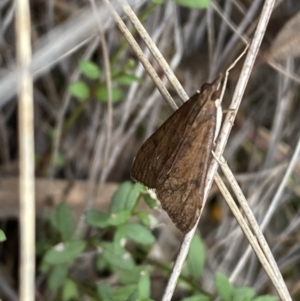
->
221 108 236 126
219 44 249 104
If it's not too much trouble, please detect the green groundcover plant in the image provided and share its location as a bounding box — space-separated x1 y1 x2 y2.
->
34 181 278 301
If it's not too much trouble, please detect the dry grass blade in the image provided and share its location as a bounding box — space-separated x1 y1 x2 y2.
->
214 173 285 298
269 61 300 83
268 10 300 61
103 0 177 111
118 0 189 103
15 0 35 300
230 134 300 286
89 0 113 172
219 162 292 301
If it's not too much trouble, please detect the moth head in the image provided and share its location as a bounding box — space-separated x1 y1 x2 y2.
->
200 73 223 101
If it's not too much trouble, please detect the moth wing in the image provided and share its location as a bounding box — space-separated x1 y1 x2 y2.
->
131 92 207 188
156 100 216 233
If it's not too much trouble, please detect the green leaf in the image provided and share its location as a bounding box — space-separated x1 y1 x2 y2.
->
115 73 142 85
215 272 233 301
152 0 164 4
85 210 110 228
97 283 117 301
47 264 68 292
110 182 133 213
113 228 128 253
119 266 144 284
233 287 256 301
61 278 79 301
96 86 123 103
187 233 205 280
174 0 211 9
126 290 139 301
107 210 132 226
68 81 89 100
181 295 211 301
239 298 251 301
136 212 151 227
117 223 155 245
103 249 134 271
50 202 75 241
114 284 137 300
0 229 6 242
143 192 158 209
44 240 86 265
79 60 101 79
102 242 135 270
124 59 136 70
96 254 110 271
125 183 145 211
138 270 150 299
86 209 131 229
252 295 278 301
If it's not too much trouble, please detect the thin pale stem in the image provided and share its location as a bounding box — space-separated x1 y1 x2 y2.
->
15 0 35 300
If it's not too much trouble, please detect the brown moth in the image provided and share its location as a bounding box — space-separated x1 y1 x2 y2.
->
131 75 223 233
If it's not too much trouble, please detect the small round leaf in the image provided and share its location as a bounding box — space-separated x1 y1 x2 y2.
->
44 241 86 265
0 230 6 242
96 86 123 103
117 223 155 245
79 60 101 79
68 81 89 100
85 210 110 228
187 233 205 280
215 272 233 301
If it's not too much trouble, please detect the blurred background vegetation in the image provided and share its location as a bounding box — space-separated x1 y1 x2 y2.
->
0 0 300 300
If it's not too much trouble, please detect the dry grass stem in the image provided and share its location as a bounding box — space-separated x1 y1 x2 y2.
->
214 172 289 300
219 163 292 300
103 0 177 110
118 0 189 103
15 0 35 300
